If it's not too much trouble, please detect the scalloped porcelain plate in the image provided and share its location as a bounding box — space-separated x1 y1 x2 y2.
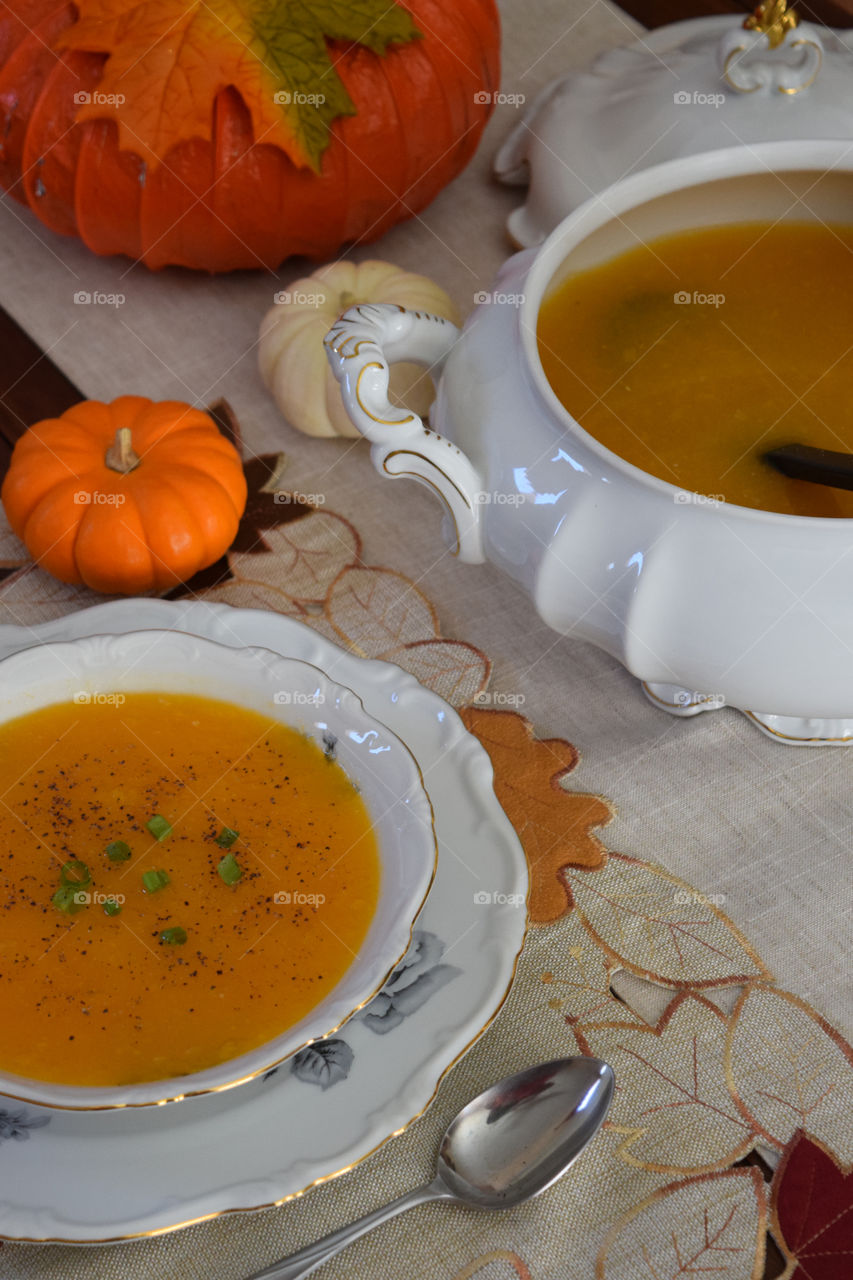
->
0 631 438 1110
0 601 527 1243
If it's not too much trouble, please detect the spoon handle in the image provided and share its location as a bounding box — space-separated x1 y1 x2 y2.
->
763 443 853 491
243 1176 454 1280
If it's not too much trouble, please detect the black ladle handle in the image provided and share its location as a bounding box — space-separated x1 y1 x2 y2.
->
764 444 853 493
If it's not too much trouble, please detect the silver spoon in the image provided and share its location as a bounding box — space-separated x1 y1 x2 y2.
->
246 1055 614 1280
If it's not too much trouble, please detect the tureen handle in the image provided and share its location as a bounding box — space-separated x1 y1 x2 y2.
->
719 3 823 95
324 303 486 563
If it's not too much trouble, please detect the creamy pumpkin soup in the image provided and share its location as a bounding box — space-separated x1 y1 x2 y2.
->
0 693 380 1087
537 222 853 517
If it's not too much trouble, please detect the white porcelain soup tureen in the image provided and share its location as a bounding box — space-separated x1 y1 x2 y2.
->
493 3 853 249
326 140 853 746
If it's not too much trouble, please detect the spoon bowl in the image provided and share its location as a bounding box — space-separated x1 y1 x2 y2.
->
438 1056 614 1209
247 1056 614 1280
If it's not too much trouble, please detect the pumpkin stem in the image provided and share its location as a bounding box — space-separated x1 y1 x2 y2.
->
105 427 140 474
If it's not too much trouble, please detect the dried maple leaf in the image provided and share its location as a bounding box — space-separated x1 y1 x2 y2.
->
771 1132 853 1280
459 707 610 925
206 398 242 449
59 0 421 170
229 455 319 555
171 399 247 589
166 452 319 597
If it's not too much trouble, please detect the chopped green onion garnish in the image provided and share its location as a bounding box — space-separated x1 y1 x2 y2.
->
217 852 242 886
106 840 131 862
215 826 239 849
142 868 170 894
160 926 187 946
103 899 122 917
146 815 172 841
52 885 87 914
59 858 90 887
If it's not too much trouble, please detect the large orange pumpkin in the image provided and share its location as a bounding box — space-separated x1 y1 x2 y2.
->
0 0 500 272
1 397 248 593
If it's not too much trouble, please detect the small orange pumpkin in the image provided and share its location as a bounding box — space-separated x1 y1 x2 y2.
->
1 396 248 594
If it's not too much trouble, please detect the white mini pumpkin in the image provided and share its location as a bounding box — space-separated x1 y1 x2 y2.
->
259 260 461 438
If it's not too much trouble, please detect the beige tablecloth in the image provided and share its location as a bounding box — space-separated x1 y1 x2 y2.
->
0 1 851 1277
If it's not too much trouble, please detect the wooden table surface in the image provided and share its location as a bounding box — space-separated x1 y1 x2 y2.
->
1 0 852 474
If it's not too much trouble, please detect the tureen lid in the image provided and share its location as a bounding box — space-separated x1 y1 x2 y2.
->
495 1 853 248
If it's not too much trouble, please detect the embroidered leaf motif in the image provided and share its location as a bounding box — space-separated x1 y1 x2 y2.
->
771 1131 853 1279
0 508 29 574
197 577 307 617
726 984 853 1160
596 1168 767 1279
228 515 361 604
449 1252 533 1280
539 911 647 1035
60 0 420 171
380 639 490 707
326 566 439 656
459 707 609 924
290 1038 353 1089
582 993 756 1174
0 564 108 625
565 852 770 987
